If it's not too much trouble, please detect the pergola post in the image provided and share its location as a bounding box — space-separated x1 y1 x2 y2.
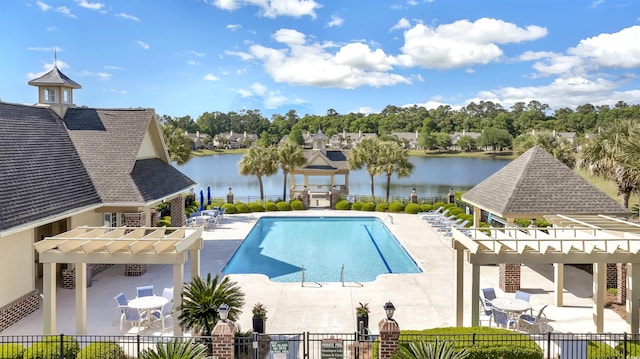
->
75 263 87 334
173 263 184 336
554 263 564 307
43 262 56 334
472 207 481 227
454 246 464 327
189 248 200 279
626 263 640 333
593 262 606 332
470 263 480 327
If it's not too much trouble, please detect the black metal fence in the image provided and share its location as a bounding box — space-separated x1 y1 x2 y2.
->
3 332 640 359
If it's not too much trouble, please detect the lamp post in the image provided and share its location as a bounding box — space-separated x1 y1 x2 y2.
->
218 303 230 322
383 301 395 321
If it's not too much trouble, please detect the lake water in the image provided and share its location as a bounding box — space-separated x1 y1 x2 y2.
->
174 153 510 200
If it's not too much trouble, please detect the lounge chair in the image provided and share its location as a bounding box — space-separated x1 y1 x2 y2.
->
136 285 154 298
114 293 142 331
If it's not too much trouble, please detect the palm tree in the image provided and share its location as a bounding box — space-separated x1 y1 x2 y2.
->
161 124 192 165
349 137 383 200
393 339 469 359
139 339 208 359
277 141 307 200
379 142 414 202
239 146 278 201
577 119 640 208
178 273 245 336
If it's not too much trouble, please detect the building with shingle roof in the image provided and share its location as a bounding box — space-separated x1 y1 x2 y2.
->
0 65 196 331
462 145 629 225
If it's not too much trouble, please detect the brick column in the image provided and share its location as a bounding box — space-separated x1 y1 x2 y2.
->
302 188 309 209
150 208 158 227
211 320 235 359
123 211 147 276
617 263 627 303
378 319 400 359
170 195 186 227
330 189 338 209
499 264 521 293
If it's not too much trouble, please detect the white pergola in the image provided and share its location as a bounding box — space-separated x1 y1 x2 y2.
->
450 214 640 333
34 226 204 335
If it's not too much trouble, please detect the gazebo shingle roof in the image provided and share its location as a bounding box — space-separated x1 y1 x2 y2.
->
462 146 630 218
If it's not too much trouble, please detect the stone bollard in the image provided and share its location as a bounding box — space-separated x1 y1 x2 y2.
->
211 320 235 359
302 187 309 209
226 187 234 204
410 188 417 204
378 318 400 359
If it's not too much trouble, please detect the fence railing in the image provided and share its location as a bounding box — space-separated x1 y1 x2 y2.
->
3 332 640 359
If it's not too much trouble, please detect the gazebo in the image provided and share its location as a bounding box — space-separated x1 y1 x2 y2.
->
454 146 636 332
34 226 204 335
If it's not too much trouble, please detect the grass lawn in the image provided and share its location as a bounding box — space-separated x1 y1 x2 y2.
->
576 168 639 209
408 149 518 160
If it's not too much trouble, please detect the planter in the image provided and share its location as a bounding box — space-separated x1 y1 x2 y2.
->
252 316 265 333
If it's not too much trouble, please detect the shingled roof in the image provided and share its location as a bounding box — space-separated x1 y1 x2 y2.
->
462 146 630 218
27 66 81 89
0 103 100 231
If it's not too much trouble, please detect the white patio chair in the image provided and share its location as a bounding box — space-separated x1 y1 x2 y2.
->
114 293 143 331
518 305 550 333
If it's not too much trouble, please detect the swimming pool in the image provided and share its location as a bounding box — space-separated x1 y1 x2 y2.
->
222 216 422 282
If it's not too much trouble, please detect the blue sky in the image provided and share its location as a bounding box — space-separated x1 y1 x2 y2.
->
1 0 639 119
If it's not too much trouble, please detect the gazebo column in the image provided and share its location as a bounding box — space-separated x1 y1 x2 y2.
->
499 264 520 293
173 263 184 336
75 263 87 334
554 263 564 307
472 207 481 227
453 245 465 327
189 248 200 279
593 262 605 332
43 262 56 334
626 263 640 333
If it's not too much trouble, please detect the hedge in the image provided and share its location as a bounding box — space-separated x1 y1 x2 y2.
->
291 200 304 210
248 202 265 212
276 201 291 211
404 203 421 214
24 336 80 359
419 203 433 212
388 202 404 212
76 342 125 359
235 203 250 213
361 202 375 211
264 201 278 211
335 200 351 210
221 203 237 214
352 202 363 211
0 344 25 359
375 203 389 212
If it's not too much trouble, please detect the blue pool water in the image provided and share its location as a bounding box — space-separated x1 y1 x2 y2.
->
222 216 422 282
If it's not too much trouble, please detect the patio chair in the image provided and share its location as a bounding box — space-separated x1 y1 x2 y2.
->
492 308 516 329
218 207 226 222
114 293 142 331
137 285 154 298
184 215 196 227
479 297 493 326
481 288 497 307
515 290 532 302
518 305 549 333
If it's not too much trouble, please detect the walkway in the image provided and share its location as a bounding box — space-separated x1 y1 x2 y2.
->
1 210 629 336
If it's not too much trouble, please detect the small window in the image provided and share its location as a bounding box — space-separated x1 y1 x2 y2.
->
44 88 56 103
63 89 70 104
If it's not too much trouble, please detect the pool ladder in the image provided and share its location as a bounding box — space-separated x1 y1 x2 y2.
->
385 215 394 224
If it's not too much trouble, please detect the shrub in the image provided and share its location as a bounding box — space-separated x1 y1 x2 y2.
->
290 200 304 210
221 203 237 214
0 343 25 359
405 203 421 214
588 341 618 359
76 342 125 359
432 201 446 210
264 201 277 211
276 201 291 211
352 202 363 211
449 208 463 216
24 336 80 359
375 203 389 212
361 202 375 211
158 217 171 227
335 200 351 210
248 202 265 212
388 202 404 212
420 204 433 212
235 203 250 213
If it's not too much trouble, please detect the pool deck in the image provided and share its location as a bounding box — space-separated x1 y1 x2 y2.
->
2 210 630 336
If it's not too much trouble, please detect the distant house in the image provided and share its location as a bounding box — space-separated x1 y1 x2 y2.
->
328 130 377 149
186 130 209 149
214 130 257 149
0 65 195 332
391 131 420 149
450 130 482 150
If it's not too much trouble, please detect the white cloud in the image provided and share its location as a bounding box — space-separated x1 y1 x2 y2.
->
104 65 124 70
203 73 220 81
190 50 206 57
264 91 288 108
247 28 410 89
27 61 69 80
590 0 604 8
568 25 640 69
225 50 254 61
37 1 77 18
390 18 411 32
327 15 344 28
238 89 253 97
187 60 200 65
251 82 267 96
117 13 141 22
227 24 242 31
36 1 52 11
398 18 547 69
26 46 59 52
77 70 112 80
212 0 322 18
519 50 557 61
136 41 150 49
75 0 104 10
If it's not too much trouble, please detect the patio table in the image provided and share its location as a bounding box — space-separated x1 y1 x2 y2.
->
128 295 168 328
491 297 531 328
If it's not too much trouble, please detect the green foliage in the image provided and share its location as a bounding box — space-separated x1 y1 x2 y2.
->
464 346 541 359
616 340 640 357
0 343 25 359
432 202 446 210
393 339 469 359
248 202 265 212
276 201 291 211
448 208 463 216
139 339 207 359
178 273 245 336
290 199 304 210
264 201 278 211
235 203 250 213
76 342 125 359
420 204 433 212
608 287 618 296
375 203 389 212
352 202 363 211
587 341 618 359
335 200 351 210
221 203 237 214
361 202 375 211
24 336 80 359
388 202 405 212
405 203 421 214
158 217 171 227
